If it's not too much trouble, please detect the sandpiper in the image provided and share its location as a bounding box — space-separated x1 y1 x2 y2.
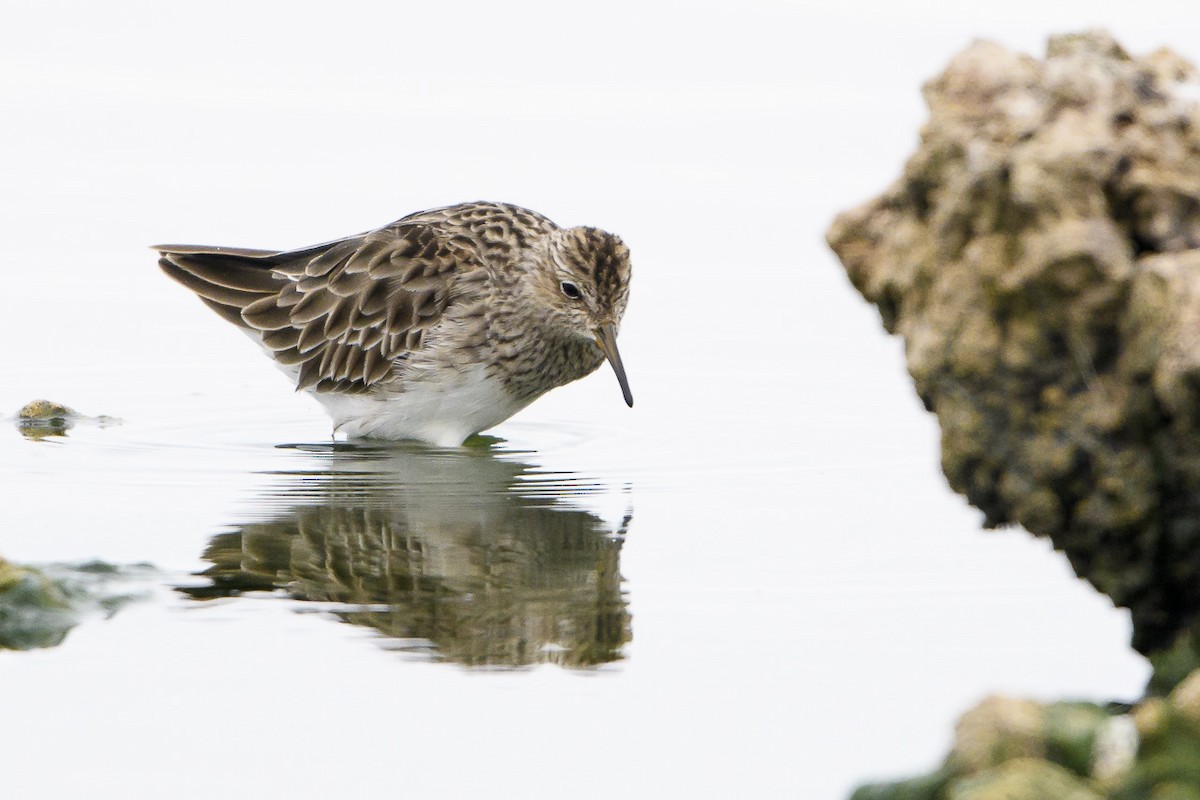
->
156 201 633 446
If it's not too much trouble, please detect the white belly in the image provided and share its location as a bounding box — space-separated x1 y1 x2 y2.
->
311 364 529 447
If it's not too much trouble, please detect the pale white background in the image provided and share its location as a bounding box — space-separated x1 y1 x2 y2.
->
2 2 1194 798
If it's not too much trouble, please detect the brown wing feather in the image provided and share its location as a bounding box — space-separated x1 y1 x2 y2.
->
157 222 473 394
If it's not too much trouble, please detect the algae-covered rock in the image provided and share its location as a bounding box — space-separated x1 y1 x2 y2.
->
0 556 151 650
826 30 1200 654
17 399 78 421
0 555 29 592
1147 632 1200 695
1169 670 1200 725
16 399 79 439
945 696 1113 779
13 399 118 440
847 673 1200 800
949 697 1047 772
1146 784 1200 800
851 768 954 800
948 759 1104 800
0 557 78 649
1046 703 1116 777
1112 678 1200 799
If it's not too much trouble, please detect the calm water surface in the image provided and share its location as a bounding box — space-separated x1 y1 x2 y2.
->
2 2 1182 797
1 286 1148 798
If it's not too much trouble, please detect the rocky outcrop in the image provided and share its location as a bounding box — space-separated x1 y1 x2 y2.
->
827 31 1200 654
851 670 1200 800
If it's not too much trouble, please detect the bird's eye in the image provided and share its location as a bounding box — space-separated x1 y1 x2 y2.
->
560 281 582 300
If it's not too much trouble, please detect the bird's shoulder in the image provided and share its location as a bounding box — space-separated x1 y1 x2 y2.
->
242 218 488 393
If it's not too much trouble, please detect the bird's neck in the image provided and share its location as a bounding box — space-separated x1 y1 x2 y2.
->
491 314 603 403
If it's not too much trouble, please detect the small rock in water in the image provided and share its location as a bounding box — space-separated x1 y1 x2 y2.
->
17 399 77 421
15 399 79 439
14 399 117 439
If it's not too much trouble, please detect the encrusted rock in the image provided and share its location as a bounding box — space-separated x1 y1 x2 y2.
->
17 399 77 421
947 759 1103 800
950 697 1047 772
847 681 1200 798
1168 669 1200 724
14 399 117 440
827 30 1200 653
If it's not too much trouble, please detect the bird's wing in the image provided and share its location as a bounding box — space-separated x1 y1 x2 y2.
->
156 222 479 393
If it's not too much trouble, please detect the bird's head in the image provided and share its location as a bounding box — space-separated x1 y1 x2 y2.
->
533 226 633 407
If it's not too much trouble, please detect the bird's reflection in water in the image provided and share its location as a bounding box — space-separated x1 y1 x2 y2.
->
182 442 631 668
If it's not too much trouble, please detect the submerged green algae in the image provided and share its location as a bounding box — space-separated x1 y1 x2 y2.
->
0 556 151 650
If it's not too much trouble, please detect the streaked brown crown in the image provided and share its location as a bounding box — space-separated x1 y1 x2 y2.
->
548 227 632 323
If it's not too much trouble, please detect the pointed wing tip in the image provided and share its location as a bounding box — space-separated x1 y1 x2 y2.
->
150 243 285 258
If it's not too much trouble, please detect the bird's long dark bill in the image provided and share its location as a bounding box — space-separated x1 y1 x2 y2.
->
595 325 634 408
